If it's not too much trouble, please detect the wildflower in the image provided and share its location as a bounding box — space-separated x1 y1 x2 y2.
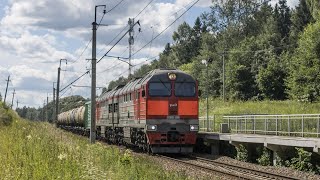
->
26 135 32 140
58 153 67 160
22 127 26 130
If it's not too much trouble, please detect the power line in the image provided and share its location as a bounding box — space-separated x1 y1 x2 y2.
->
220 44 296 54
97 21 140 64
60 71 89 92
71 1 115 65
60 87 71 97
97 62 122 74
105 0 125 14
97 0 154 61
134 0 154 19
132 0 200 57
57 0 155 95
72 85 104 88
133 55 159 67
96 25 129 57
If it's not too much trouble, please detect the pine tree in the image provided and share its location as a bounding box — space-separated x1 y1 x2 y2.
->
274 0 291 39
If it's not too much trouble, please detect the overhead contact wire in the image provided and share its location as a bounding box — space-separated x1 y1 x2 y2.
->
97 0 155 62
132 0 200 57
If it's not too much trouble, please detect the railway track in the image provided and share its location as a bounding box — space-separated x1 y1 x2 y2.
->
158 154 300 180
61 128 302 180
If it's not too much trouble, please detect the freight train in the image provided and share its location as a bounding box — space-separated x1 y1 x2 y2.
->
57 69 199 153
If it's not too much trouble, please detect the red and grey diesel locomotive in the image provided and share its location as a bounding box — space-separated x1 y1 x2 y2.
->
58 69 199 153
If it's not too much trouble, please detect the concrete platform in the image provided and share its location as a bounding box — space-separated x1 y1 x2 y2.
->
198 132 320 153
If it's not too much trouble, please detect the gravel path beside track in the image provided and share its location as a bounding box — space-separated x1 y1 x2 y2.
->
140 153 320 180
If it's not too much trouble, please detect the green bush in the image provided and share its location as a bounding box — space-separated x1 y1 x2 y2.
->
235 144 248 162
290 148 314 172
257 147 271 166
0 103 13 126
119 149 133 166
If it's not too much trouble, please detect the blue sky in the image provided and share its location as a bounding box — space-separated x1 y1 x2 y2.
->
0 0 298 108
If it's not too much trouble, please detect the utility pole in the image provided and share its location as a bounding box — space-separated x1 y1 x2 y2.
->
222 50 226 102
4 75 10 104
56 59 67 124
46 93 49 121
128 18 135 78
53 82 56 123
201 58 212 132
16 99 19 109
43 100 45 121
91 5 106 144
11 89 15 109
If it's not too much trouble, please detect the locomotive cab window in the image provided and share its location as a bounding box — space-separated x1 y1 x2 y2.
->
175 82 196 97
149 82 171 97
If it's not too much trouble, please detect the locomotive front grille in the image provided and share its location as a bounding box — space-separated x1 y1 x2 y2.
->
167 131 180 142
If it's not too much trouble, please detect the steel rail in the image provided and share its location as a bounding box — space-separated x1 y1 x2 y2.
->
190 155 301 180
157 155 255 179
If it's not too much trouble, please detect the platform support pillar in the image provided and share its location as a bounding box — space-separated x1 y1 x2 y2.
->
210 140 220 155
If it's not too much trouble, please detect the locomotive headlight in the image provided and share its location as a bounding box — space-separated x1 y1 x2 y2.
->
168 73 176 80
147 125 157 131
190 125 199 131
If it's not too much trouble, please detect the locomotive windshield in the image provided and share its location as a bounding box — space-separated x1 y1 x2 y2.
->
175 82 196 97
149 82 171 97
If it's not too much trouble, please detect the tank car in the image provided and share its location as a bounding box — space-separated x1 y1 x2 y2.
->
57 102 91 134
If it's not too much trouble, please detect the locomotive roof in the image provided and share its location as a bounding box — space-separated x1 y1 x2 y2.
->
97 69 195 101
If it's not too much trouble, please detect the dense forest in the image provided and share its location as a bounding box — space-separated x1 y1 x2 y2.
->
13 0 320 120
108 0 320 102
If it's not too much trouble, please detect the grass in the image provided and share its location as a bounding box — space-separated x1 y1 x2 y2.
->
200 98 320 115
0 103 188 180
199 98 320 132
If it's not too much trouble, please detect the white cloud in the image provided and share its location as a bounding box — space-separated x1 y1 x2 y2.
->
0 0 207 107
176 0 212 8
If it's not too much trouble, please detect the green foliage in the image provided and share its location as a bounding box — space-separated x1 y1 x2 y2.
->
107 77 128 90
235 144 248 162
290 0 314 44
257 147 271 166
226 38 259 99
274 0 292 40
306 0 320 20
199 99 320 127
0 102 14 126
119 149 133 166
257 56 287 100
287 20 320 102
105 0 320 102
0 119 189 179
290 148 314 172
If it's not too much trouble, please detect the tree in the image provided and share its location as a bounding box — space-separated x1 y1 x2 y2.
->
306 0 320 20
290 0 314 45
258 56 287 100
287 20 320 102
274 0 291 40
107 77 128 90
172 22 193 65
171 20 202 66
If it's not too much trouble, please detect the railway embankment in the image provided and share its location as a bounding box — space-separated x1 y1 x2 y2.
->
0 104 190 179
